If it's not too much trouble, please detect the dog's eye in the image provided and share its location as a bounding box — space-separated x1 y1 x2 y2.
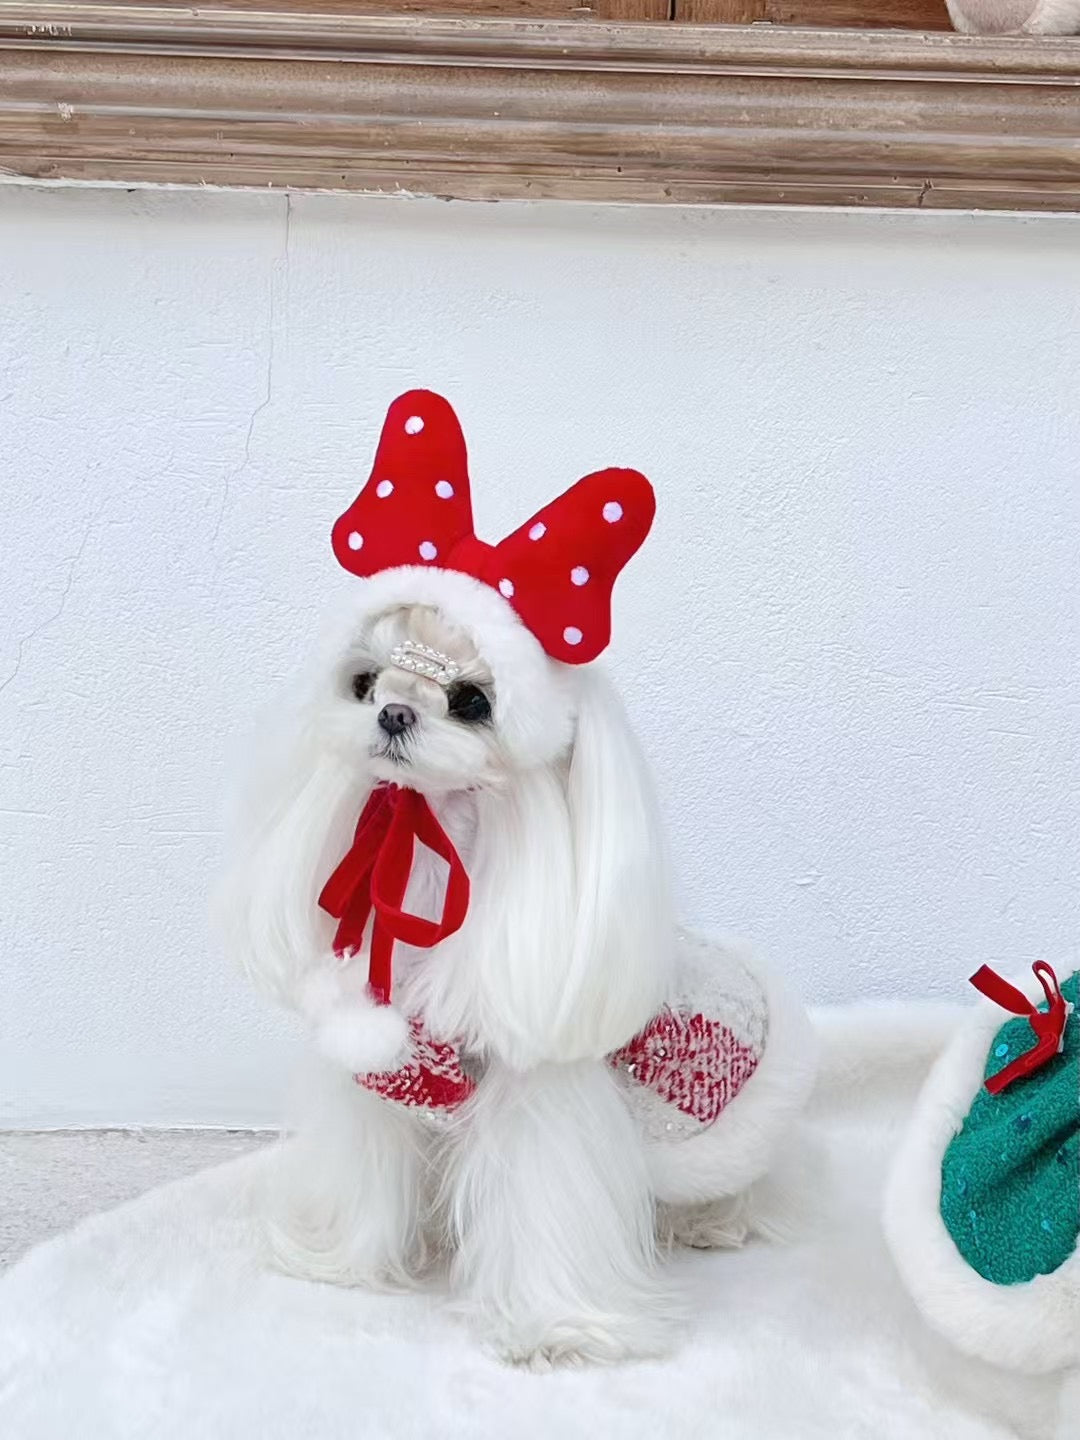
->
447 683 492 725
350 672 376 702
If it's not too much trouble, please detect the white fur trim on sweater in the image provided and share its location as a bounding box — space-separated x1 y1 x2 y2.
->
640 931 818 1206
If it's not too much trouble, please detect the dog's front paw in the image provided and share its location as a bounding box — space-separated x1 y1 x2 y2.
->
657 1194 751 1251
495 1314 674 1369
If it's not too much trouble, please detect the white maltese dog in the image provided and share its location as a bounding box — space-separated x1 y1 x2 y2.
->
222 391 815 1367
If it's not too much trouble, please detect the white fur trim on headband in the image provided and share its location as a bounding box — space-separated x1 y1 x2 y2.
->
883 968 1080 1375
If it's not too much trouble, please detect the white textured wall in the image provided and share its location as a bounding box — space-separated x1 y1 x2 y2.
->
2 185 1078 1127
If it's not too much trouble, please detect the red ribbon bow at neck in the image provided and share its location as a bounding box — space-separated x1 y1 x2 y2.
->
969 961 1072 1095
318 786 470 1005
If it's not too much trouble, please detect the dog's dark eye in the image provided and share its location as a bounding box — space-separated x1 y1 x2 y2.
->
351 672 376 702
447 683 492 725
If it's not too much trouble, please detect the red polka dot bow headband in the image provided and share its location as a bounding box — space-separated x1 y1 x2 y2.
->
331 390 655 664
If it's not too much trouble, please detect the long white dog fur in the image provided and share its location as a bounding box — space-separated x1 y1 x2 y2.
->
221 565 811 1365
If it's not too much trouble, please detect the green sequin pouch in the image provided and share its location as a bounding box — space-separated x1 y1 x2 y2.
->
885 967 1080 1375
941 970 1078 1287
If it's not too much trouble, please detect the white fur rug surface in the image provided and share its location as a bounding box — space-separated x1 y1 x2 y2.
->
0 1006 1067 1440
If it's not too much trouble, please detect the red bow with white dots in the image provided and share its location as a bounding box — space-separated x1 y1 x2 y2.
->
331 390 655 664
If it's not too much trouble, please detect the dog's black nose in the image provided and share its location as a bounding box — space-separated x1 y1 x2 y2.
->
378 703 417 737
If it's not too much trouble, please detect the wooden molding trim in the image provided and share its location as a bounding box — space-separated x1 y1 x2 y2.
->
2 5 1080 209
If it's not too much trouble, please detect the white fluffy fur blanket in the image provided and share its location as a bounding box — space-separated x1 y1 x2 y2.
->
0 1006 1069 1440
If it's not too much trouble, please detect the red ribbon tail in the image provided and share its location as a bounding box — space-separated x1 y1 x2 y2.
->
969 965 1034 1017
318 787 395 958
368 921 395 1007
317 786 470 1012
970 961 1069 1096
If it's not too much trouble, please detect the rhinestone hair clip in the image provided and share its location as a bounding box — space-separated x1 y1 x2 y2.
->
389 641 461 687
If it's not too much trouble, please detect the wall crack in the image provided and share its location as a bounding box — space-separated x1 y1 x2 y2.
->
0 509 98 698
211 193 291 554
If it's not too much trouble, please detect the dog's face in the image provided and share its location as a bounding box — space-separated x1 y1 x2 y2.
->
317 603 512 795
230 586 669 1064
